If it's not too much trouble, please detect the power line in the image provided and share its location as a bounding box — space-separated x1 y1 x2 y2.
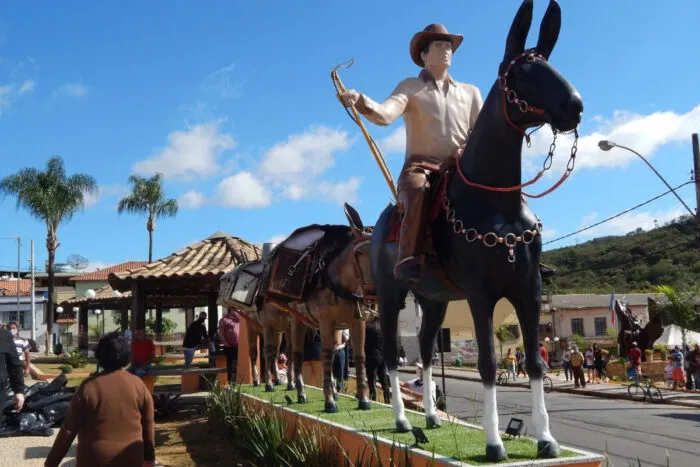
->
544 180 695 246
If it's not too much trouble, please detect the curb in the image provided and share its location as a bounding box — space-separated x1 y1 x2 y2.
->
397 368 700 409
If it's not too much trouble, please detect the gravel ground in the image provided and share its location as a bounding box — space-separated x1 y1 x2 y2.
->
0 432 76 466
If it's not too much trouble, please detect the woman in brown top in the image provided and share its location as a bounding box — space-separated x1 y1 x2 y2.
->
45 331 156 467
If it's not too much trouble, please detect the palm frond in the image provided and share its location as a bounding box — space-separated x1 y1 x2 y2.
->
156 198 178 218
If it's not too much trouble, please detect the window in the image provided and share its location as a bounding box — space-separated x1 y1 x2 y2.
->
594 317 607 336
571 318 584 336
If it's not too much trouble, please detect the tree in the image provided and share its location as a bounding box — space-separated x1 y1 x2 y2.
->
117 173 178 263
0 156 97 354
654 285 700 349
494 323 514 361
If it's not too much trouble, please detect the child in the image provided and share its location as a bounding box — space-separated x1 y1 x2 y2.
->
664 359 674 388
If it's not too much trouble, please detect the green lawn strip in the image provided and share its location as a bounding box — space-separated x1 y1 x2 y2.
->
240 385 577 465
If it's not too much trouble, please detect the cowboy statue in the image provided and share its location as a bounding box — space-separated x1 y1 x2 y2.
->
340 24 555 284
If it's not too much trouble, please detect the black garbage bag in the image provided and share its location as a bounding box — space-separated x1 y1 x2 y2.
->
42 401 71 426
26 391 74 411
0 411 53 437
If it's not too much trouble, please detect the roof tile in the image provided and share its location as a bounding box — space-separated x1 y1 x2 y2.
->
70 261 148 281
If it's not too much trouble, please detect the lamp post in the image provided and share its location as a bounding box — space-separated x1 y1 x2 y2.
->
598 140 696 218
94 309 103 337
55 306 63 346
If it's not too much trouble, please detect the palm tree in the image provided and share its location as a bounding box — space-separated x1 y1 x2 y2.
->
117 173 178 263
0 156 97 354
655 285 700 349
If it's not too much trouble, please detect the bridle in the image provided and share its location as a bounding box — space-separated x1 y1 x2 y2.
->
454 47 579 199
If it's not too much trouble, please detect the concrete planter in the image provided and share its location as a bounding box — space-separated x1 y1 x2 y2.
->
241 391 604 467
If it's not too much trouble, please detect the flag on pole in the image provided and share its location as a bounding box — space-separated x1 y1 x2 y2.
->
609 289 616 326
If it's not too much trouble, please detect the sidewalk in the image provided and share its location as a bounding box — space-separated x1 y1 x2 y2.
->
398 365 700 409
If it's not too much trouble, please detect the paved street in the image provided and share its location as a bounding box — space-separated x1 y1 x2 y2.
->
398 373 700 467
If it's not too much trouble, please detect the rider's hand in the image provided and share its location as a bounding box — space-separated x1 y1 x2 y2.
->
14 393 25 411
339 89 360 107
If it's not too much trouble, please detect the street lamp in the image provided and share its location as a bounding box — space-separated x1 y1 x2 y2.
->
86 289 96 299
94 309 104 336
598 140 696 217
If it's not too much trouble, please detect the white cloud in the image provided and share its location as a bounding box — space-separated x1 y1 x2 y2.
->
259 126 353 183
178 190 206 209
19 80 35 93
215 171 271 209
313 177 362 205
83 191 100 208
54 82 89 98
200 62 244 99
266 234 289 245
540 228 557 239
524 104 700 174
380 125 406 155
574 206 685 240
132 121 236 181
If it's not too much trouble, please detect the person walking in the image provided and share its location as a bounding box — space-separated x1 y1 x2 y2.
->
562 345 572 382
627 341 642 380
506 348 517 381
515 347 526 378
182 312 208 369
670 345 685 390
45 331 155 467
218 308 240 385
365 318 391 403
585 346 595 383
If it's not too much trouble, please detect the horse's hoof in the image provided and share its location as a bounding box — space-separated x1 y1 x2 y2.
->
274 379 282 386
395 418 412 433
265 383 274 392
324 401 338 413
486 445 508 462
253 380 260 387
537 440 561 458
298 394 307 404
286 383 295 391
333 393 339 401
358 399 371 411
426 414 442 428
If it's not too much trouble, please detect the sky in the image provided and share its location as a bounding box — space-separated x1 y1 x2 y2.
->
1 0 699 274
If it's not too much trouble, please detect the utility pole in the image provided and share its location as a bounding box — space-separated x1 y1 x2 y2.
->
16 237 20 325
692 133 700 241
30 240 36 341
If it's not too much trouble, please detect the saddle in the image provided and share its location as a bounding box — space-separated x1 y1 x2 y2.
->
217 260 264 312
259 224 355 304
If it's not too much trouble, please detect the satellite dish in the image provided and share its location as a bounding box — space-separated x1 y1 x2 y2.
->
67 254 89 272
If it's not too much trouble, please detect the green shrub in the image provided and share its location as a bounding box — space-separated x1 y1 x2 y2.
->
62 347 88 369
59 364 73 374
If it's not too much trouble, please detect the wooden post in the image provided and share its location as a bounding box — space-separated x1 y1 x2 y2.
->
207 294 218 339
237 318 259 384
120 301 129 332
131 283 146 331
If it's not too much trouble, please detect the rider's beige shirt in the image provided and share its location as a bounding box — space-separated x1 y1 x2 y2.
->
355 69 483 163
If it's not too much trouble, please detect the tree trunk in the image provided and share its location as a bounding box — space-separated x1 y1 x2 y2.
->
147 216 154 263
45 231 58 355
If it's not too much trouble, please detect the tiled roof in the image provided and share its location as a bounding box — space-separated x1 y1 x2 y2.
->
549 293 661 309
62 285 131 305
108 231 261 289
0 279 31 296
70 261 148 281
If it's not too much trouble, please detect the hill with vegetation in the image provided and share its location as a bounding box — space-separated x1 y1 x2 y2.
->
541 215 700 294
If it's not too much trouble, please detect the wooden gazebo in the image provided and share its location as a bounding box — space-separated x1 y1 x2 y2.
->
107 231 261 335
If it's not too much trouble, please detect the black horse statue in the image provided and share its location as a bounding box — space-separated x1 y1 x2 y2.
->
369 0 583 461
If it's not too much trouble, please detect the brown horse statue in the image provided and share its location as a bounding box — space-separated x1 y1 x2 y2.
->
617 297 664 361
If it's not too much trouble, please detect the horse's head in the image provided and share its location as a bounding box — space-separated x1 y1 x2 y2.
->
498 0 583 134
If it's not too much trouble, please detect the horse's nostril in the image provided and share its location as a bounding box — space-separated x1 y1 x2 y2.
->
562 94 584 117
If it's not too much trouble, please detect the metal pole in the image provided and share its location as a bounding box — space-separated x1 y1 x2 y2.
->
692 133 700 241
30 240 35 341
439 328 447 411
16 237 21 325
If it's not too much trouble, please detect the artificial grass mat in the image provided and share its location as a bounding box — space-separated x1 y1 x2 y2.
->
239 384 577 465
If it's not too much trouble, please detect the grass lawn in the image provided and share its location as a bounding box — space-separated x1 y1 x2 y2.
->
240 385 577 465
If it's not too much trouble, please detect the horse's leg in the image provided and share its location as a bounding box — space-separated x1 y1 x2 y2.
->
291 319 307 403
249 328 260 386
350 314 370 410
320 318 338 413
285 319 295 391
273 330 283 386
469 292 507 462
510 292 560 458
381 288 411 432
263 323 278 392
415 297 448 428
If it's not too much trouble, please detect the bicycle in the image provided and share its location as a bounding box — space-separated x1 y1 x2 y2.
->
497 369 509 385
627 376 662 403
527 375 553 393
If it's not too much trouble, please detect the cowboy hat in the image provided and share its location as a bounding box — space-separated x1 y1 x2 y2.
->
410 23 464 67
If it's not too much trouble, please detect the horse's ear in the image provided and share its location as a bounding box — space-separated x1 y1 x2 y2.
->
504 0 534 62
536 0 561 60
344 202 365 234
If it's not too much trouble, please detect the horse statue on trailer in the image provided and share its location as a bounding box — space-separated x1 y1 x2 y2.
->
342 0 584 461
